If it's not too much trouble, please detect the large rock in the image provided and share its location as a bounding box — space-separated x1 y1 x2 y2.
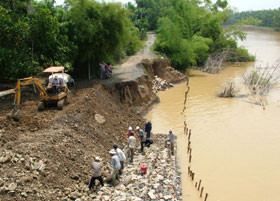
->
33 160 45 171
7 183 17 191
0 155 11 163
69 191 81 199
95 114 106 124
123 176 132 185
148 191 157 200
0 151 13 164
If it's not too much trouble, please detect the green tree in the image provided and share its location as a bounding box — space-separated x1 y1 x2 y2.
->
0 4 31 80
67 0 141 79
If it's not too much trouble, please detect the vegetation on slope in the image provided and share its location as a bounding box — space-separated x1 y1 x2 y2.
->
134 0 255 72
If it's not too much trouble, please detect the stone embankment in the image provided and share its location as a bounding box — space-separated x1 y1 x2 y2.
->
89 135 182 201
0 135 181 201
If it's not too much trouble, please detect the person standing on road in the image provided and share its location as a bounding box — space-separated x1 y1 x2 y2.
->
109 149 121 187
99 61 106 79
128 132 136 162
168 129 175 155
113 144 126 175
145 120 152 138
136 126 145 153
88 156 104 190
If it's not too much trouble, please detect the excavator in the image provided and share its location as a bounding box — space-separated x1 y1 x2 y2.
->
14 67 69 111
14 77 68 111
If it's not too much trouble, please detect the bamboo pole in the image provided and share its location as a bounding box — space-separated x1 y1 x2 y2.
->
200 187 204 197
0 88 15 97
192 172 195 180
188 129 192 140
198 180 201 191
204 193 208 201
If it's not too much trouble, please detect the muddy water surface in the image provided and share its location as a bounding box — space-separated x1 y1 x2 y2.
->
146 26 280 201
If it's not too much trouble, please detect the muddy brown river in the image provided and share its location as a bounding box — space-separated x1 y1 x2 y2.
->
146 26 280 201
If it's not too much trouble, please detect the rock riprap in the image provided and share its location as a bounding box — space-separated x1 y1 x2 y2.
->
89 134 182 201
0 134 181 201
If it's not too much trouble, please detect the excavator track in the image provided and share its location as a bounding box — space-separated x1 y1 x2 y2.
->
38 101 45 111
57 99 65 110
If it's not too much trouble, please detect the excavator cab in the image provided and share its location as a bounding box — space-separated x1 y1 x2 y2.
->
44 66 70 93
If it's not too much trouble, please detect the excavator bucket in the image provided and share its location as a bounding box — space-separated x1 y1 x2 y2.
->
9 107 22 122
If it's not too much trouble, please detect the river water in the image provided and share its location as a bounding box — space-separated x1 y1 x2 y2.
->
146 26 280 201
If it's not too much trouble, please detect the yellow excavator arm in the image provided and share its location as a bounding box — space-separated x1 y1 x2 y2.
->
14 77 48 106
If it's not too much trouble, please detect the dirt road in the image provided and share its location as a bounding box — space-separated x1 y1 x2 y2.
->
101 33 156 86
121 33 156 68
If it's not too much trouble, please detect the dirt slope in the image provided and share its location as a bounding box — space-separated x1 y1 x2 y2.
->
0 31 186 200
0 84 146 200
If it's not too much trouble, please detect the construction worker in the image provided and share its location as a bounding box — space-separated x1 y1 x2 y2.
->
126 126 134 139
109 149 121 186
88 156 104 190
145 120 152 138
168 129 175 155
136 126 145 153
128 132 136 162
113 144 126 175
52 76 61 94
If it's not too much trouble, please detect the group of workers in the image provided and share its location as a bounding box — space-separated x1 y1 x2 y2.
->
89 121 176 189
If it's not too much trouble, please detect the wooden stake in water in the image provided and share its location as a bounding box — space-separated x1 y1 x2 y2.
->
200 187 204 197
204 193 208 201
195 182 197 188
188 129 192 140
189 155 192 163
192 172 195 180
198 180 201 191
188 166 190 174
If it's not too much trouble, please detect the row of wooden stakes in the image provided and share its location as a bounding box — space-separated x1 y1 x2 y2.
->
184 121 209 201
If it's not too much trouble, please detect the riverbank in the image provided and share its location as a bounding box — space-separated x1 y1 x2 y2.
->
146 25 280 200
0 56 186 200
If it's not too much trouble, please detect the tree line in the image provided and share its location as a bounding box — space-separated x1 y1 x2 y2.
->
225 9 280 31
0 0 142 81
0 0 255 81
132 0 255 72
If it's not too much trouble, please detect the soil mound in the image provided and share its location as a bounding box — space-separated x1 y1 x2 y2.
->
0 84 145 200
0 57 186 200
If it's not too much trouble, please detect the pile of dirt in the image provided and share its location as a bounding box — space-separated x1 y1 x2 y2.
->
0 57 186 200
0 84 145 200
139 58 187 84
